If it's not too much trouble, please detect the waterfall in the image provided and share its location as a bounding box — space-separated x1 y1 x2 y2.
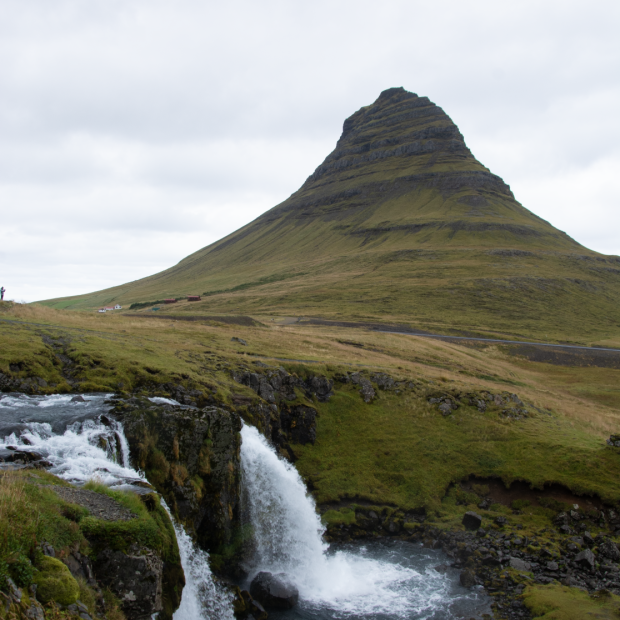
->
169 511 235 620
0 394 236 620
240 424 489 618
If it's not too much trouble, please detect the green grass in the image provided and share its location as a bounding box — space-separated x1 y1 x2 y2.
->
523 583 620 619
293 386 620 512
0 470 178 604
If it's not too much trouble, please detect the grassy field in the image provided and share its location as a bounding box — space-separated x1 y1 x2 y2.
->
2 301 619 509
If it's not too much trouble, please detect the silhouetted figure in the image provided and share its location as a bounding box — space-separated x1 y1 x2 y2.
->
0 287 4 301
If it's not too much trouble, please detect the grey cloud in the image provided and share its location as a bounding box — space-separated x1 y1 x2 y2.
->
0 0 619 301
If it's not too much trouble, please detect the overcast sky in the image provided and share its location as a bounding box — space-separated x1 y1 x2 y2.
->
1 0 619 303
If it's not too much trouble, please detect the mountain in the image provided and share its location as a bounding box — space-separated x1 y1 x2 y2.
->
44 88 620 342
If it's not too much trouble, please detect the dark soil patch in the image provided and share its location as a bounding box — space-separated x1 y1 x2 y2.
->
124 314 261 327
461 476 604 510
505 344 620 369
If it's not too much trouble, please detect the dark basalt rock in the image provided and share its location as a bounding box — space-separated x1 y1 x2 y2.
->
114 400 242 558
606 434 620 448
249 572 299 609
462 511 482 530
597 538 620 562
575 548 596 570
92 544 164 619
459 569 476 588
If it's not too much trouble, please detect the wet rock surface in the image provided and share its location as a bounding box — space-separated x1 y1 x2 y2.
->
249 571 299 610
112 397 242 558
323 501 620 620
92 544 164 620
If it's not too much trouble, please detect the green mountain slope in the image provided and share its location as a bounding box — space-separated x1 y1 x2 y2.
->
43 87 620 342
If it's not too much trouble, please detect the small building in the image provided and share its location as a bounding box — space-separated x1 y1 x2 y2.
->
114 304 122 310
164 299 177 304
104 306 115 311
98 308 106 313
187 295 201 301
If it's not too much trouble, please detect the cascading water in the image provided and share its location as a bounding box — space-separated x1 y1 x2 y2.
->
0 393 235 620
240 424 490 619
169 510 235 620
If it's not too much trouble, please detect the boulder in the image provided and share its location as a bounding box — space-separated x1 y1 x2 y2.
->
459 569 476 588
509 557 531 572
597 538 620 562
70 395 86 403
462 511 482 530
574 548 596 570
494 516 507 527
250 572 299 610
92 545 164 618
606 434 620 448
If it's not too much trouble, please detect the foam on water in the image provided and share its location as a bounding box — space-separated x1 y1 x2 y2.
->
240 424 489 618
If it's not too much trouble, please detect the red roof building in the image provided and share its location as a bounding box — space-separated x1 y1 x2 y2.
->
187 295 201 301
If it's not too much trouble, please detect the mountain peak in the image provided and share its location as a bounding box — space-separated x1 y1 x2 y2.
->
43 89 617 343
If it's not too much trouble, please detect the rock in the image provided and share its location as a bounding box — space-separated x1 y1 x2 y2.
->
583 531 595 547
606 434 620 448
304 375 334 402
438 402 453 416
279 405 317 444
462 511 482 530
509 557 531 572
231 337 247 346
92 545 164 618
597 538 620 562
482 555 502 567
358 380 375 403
370 373 395 390
476 528 487 538
116 404 241 555
574 548 596 570
70 395 86 402
250 572 299 609
459 569 476 588
546 561 559 571
478 498 491 510
494 516 507 527
562 576 587 590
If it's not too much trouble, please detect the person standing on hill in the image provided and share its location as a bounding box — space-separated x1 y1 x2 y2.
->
0 286 5 300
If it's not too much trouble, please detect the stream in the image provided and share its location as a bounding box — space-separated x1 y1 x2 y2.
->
0 393 490 619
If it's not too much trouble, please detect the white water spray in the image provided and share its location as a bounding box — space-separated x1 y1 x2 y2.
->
169 510 235 620
240 424 488 618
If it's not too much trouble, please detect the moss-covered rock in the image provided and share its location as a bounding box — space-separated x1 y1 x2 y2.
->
115 401 242 561
32 556 80 606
